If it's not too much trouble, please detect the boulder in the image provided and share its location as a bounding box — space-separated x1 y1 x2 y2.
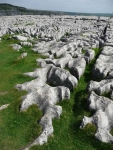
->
87 79 113 96
80 91 113 143
0 104 9 110
37 54 72 69
13 35 27 41
68 57 86 79
20 42 32 46
11 44 22 51
17 82 70 149
22 64 78 91
21 52 27 58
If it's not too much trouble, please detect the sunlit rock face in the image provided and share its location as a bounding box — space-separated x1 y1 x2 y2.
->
80 91 113 143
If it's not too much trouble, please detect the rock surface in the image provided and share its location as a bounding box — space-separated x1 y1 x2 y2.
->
13 35 27 41
21 52 27 58
92 46 113 79
0 104 9 110
21 85 70 149
80 91 113 143
87 79 113 96
80 19 113 143
11 44 22 51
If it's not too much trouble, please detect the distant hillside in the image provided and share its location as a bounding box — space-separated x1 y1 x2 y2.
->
0 3 112 17
0 3 64 16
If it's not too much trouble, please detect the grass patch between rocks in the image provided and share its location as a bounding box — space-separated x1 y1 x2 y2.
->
0 36 44 150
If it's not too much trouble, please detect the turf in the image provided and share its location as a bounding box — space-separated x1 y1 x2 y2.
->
0 36 44 150
0 37 113 150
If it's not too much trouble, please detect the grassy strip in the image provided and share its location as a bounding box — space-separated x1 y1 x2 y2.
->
0 36 46 150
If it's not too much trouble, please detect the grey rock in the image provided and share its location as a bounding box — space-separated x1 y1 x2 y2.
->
11 44 22 51
16 78 46 92
0 104 9 110
87 79 113 96
22 64 78 91
17 82 70 149
37 54 72 69
21 52 27 58
47 65 78 90
68 57 86 79
20 42 32 46
13 35 27 41
55 45 67 57
80 91 113 143
84 49 95 64
92 46 113 79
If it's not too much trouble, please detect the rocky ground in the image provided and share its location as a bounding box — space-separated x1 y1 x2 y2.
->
0 15 113 150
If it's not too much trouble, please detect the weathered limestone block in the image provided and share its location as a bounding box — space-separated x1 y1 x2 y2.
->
16 78 46 92
32 40 56 54
105 42 113 47
80 91 113 143
0 104 9 111
23 65 51 82
47 65 78 90
101 46 113 56
18 83 70 150
92 46 113 79
37 54 72 69
55 45 67 57
13 35 27 41
68 57 86 79
87 79 113 96
37 58 53 68
84 49 95 64
20 42 32 47
53 54 72 68
11 44 22 51
21 52 27 58
20 84 70 112
22 64 78 91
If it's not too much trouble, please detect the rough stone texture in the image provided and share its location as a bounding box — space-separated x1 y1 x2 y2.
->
87 79 113 96
80 21 113 144
47 65 78 91
80 91 113 143
16 79 70 150
68 57 86 79
11 44 22 51
22 64 78 91
92 46 113 79
20 42 32 47
0 104 9 110
21 52 27 58
84 49 95 64
37 54 72 69
13 35 27 41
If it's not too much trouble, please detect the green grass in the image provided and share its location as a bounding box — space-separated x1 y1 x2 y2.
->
101 92 112 99
0 37 113 150
25 23 34 26
65 32 69 36
0 36 46 150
